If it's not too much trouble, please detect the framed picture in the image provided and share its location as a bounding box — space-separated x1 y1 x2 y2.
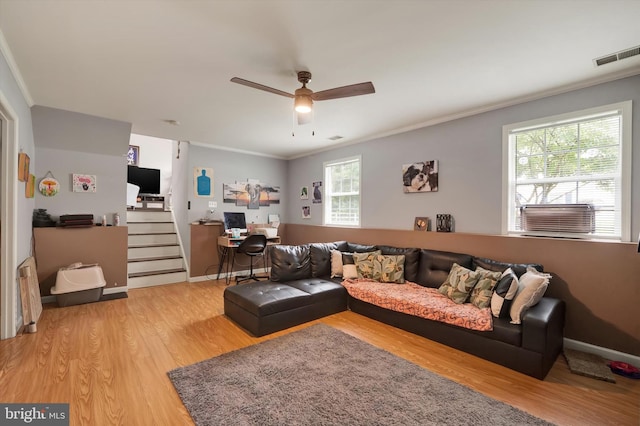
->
72 174 97 192
127 145 140 166
300 186 309 200
302 206 311 219
402 160 438 193
312 181 322 204
414 217 429 231
25 174 35 198
18 153 30 182
436 214 453 232
194 167 213 198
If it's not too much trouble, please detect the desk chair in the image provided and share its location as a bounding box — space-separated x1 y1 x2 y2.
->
234 234 268 284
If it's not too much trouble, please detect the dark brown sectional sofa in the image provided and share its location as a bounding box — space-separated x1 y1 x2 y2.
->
223 241 565 379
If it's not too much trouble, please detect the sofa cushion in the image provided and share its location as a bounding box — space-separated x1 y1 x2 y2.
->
347 243 378 253
416 249 474 288
284 278 348 303
270 244 311 282
510 267 552 324
469 267 502 309
310 242 347 277
437 263 481 304
224 282 311 316
473 257 543 278
378 246 420 282
491 268 519 318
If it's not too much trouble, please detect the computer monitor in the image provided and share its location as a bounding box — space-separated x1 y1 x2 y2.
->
223 212 247 233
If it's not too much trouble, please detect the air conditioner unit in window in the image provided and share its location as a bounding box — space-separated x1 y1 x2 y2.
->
520 204 595 234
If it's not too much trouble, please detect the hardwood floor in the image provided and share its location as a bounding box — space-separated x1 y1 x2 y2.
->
1 281 638 425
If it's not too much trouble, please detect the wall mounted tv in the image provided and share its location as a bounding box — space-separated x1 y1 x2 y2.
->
127 165 161 195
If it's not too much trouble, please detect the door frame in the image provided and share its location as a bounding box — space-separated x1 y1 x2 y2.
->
0 91 19 339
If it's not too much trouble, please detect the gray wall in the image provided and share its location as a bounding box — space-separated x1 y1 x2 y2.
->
32 106 132 223
183 144 287 260
0 45 36 333
288 74 640 240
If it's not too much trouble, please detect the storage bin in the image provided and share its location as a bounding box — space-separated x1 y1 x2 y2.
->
51 264 106 307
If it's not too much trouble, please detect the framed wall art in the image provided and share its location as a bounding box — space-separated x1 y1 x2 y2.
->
18 152 30 182
72 174 97 193
194 167 213 198
402 160 438 193
414 217 429 231
127 145 139 166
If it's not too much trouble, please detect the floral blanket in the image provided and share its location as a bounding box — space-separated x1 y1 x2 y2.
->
341 279 493 331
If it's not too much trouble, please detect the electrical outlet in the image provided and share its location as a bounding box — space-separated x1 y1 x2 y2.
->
208 201 217 208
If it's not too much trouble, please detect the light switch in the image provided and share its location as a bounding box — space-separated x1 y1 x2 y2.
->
208 201 217 208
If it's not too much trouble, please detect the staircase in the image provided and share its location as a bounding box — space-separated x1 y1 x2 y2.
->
127 210 187 288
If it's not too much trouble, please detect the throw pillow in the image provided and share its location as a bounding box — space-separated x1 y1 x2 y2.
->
330 249 343 278
342 264 358 279
437 263 481 304
509 267 552 324
469 267 502 309
371 254 406 283
490 268 519 318
353 250 382 279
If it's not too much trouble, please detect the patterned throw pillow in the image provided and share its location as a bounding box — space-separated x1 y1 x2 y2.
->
509 267 552 324
490 268 519 318
372 254 406 283
469 267 502 309
437 263 481 304
353 250 382 279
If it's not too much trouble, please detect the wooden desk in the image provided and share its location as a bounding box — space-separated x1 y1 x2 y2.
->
217 235 281 283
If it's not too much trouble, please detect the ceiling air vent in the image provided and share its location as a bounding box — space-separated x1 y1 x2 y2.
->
594 45 640 67
328 135 343 141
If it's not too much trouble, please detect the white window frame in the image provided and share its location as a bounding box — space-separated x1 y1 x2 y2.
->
323 155 362 227
502 101 632 241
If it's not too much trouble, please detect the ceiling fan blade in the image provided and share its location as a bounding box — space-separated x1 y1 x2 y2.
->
297 111 312 125
230 77 294 98
311 82 375 101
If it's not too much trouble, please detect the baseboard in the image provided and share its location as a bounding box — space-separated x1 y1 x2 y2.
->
564 338 640 366
189 267 271 283
103 287 128 295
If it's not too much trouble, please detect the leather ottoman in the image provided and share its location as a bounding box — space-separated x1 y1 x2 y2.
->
223 279 348 337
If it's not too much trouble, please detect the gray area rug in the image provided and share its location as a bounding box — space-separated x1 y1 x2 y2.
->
168 324 553 426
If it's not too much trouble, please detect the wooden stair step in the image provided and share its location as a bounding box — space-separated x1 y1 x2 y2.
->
128 268 186 278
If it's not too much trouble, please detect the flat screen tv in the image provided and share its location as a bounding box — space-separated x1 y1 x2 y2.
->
223 212 247 232
127 165 161 195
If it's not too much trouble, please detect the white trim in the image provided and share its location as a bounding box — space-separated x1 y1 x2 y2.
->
170 208 190 279
0 91 19 339
564 338 640 367
0 29 34 106
323 155 362 227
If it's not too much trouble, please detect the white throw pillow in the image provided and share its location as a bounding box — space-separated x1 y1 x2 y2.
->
509 267 552 324
330 249 343 278
342 264 358 279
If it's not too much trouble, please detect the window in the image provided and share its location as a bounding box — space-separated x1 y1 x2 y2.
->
324 156 361 226
503 101 631 241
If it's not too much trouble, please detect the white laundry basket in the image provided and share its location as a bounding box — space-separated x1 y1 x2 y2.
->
51 264 106 307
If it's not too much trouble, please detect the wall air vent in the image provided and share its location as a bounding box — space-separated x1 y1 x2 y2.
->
328 135 343 141
594 45 640 67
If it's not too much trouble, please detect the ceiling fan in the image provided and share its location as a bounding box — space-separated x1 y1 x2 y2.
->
230 71 375 125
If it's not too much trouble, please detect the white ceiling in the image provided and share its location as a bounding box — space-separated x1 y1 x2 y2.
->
1 0 639 159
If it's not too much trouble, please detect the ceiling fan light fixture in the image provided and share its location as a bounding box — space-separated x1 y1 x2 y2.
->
294 95 313 113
